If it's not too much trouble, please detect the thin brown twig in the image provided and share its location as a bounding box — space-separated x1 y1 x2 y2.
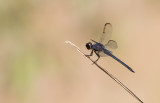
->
65 41 143 103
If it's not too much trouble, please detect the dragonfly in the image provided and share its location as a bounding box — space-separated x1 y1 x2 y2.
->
85 23 135 73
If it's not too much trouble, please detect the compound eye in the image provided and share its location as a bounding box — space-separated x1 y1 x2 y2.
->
86 42 92 50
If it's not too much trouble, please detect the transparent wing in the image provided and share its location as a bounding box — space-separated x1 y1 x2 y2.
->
97 50 112 57
98 40 118 57
98 51 109 57
105 40 118 51
98 23 116 57
99 23 112 45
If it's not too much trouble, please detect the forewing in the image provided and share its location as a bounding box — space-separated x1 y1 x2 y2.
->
99 23 112 45
105 40 118 51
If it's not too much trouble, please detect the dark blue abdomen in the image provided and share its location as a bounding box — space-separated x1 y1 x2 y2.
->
104 49 135 73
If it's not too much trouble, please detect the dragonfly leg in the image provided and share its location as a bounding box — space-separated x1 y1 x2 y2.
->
92 50 100 64
85 50 93 57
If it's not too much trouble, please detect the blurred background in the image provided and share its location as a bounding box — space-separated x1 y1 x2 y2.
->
0 0 160 103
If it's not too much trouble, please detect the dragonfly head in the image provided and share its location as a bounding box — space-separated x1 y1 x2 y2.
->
86 42 92 50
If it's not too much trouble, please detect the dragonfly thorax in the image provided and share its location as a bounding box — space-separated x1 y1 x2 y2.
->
92 43 105 51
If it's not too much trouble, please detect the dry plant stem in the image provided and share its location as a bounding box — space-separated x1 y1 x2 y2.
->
65 41 143 103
